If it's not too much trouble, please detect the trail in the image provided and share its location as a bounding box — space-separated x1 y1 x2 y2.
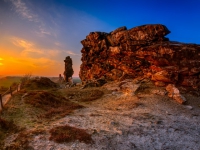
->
0 85 20 112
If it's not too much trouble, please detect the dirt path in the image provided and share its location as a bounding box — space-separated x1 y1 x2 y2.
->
0 85 20 112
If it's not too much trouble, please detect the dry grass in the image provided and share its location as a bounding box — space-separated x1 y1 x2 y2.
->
21 77 58 90
5 129 46 150
0 86 8 94
23 91 84 119
0 117 17 131
0 82 19 94
1 86 106 148
0 117 19 149
64 88 104 102
0 90 39 145
49 125 93 144
79 90 104 102
0 76 21 88
1 89 85 149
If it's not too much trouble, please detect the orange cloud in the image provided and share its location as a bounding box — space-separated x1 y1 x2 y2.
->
11 37 34 48
21 49 44 58
0 37 81 76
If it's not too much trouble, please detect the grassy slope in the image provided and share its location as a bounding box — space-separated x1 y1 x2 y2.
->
0 76 105 149
0 76 21 88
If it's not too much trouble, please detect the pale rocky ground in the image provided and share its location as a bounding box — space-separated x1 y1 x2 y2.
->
30 82 200 149
4 80 200 150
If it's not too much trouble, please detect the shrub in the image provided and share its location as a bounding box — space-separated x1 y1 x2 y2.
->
49 125 93 144
23 91 83 119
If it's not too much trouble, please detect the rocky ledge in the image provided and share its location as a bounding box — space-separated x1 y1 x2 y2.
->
79 24 200 90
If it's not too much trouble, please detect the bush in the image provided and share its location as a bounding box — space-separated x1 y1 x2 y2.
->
49 125 93 144
23 91 83 119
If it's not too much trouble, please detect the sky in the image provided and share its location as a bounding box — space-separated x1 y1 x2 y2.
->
0 0 200 77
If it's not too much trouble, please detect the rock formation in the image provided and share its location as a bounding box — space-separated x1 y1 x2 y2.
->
166 84 187 104
64 56 74 82
79 24 200 89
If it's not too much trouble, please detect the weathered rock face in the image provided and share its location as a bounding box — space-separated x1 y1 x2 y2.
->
64 56 74 82
79 24 200 89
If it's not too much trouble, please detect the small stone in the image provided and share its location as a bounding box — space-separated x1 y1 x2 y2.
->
185 105 193 110
166 111 172 115
166 84 187 104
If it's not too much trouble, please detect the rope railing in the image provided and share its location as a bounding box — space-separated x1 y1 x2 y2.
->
0 83 21 110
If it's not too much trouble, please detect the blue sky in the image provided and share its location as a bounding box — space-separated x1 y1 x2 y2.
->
0 0 199 76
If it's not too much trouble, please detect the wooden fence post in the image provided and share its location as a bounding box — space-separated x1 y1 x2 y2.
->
10 87 12 96
0 94 3 109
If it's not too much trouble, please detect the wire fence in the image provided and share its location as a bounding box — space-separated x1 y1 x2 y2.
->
0 83 21 110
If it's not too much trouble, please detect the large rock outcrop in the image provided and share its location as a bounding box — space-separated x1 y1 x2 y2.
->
79 24 200 89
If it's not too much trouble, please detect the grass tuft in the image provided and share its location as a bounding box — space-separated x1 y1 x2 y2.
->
23 91 83 119
0 117 19 149
21 77 58 90
49 125 93 144
79 90 104 102
5 129 45 150
64 88 104 102
0 117 16 130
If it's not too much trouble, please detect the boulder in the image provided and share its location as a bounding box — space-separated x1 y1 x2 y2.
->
166 84 187 104
79 24 200 90
103 80 140 96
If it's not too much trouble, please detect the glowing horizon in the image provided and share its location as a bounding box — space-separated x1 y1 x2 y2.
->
1 0 200 77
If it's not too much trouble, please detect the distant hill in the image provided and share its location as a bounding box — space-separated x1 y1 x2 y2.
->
0 75 5 79
49 76 81 83
0 76 22 88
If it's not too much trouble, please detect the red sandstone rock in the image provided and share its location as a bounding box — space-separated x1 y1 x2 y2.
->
154 81 166 87
166 84 187 104
79 24 200 89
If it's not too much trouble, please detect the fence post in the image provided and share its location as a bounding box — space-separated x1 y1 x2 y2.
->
10 87 12 96
0 94 3 109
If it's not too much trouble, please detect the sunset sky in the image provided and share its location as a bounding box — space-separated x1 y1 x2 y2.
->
0 0 200 77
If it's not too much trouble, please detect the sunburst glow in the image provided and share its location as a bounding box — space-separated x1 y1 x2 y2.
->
0 0 199 76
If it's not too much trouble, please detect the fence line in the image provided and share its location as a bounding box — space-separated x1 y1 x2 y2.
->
0 83 21 111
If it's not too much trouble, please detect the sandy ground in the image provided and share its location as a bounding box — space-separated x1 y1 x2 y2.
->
18 81 200 150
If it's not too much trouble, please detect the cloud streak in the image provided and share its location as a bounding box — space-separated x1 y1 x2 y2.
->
65 50 80 56
9 0 38 22
11 37 80 59
8 0 51 36
11 37 34 48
